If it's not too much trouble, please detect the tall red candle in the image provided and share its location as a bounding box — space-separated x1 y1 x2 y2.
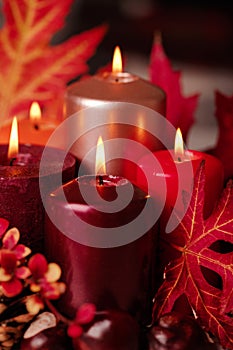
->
0 144 76 251
137 133 224 224
136 130 224 289
45 174 158 326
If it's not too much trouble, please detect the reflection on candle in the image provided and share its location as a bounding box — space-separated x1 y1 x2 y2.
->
8 116 18 160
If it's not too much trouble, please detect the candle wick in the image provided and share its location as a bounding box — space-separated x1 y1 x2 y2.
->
98 175 104 186
9 157 16 166
34 123 39 130
177 157 182 162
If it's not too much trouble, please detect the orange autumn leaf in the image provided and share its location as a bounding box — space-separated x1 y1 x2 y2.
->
0 0 106 123
153 162 233 349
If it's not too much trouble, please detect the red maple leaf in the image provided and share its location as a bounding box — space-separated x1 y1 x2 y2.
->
149 34 199 141
0 0 106 123
153 162 233 349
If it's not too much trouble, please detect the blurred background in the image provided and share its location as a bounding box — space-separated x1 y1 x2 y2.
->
53 0 233 70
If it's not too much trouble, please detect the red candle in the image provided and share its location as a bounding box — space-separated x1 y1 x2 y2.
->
63 46 166 181
0 102 60 146
0 118 76 251
136 129 224 288
45 138 158 326
137 128 224 223
65 46 166 116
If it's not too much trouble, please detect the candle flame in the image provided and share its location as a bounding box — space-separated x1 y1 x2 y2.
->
95 136 106 175
8 116 19 159
30 102 41 122
112 46 122 73
174 128 184 161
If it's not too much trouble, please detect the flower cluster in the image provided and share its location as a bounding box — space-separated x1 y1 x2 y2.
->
0 218 65 315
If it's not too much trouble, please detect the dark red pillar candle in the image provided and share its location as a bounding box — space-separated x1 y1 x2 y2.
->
45 175 158 326
0 144 76 251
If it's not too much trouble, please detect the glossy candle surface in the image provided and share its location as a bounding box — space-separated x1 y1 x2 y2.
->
59 102 167 183
137 149 224 221
0 144 76 251
45 175 158 325
65 72 166 116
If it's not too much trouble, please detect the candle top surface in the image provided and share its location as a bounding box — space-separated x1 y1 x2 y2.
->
50 175 148 206
66 74 166 102
0 144 76 179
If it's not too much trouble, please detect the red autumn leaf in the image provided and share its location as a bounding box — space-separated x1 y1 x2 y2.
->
149 34 199 141
212 90 233 181
0 0 106 123
153 162 233 349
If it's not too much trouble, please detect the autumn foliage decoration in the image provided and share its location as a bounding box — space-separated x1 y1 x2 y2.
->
149 34 199 141
153 162 233 349
0 0 106 124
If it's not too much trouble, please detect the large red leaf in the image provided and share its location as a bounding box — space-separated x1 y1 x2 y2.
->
0 0 106 122
149 34 199 141
153 162 233 349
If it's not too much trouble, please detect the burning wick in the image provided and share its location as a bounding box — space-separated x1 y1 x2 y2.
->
98 175 104 186
9 157 16 166
30 102 41 131
112 46 123 83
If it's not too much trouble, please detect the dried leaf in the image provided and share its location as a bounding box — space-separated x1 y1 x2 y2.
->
0 0 106 122
149 33 199 141
153 163 233 349
13 313 34 324
23 312 56 339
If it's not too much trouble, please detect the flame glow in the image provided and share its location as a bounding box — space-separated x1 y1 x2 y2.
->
8 116 19 159
95 136 106 175
174 128 184 161
30 102 41 122
112 46 122 73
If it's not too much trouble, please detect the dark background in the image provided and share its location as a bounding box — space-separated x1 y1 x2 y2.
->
53 0 233 73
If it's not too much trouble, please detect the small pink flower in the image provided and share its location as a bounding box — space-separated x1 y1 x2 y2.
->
0 250 31 297
26 253 65 314
2 227 31 259
67 303 96 338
